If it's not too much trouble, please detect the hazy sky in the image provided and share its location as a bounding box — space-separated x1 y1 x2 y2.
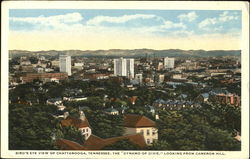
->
9 9 241 51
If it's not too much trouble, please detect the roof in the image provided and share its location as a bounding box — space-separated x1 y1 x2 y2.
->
234 135 241 141
124 114 156 128
61 116 90 128
83 133 146 150
179 94 188 98
56 133 146 150
201 93 209 98
55 138 86 150
105 107 118 113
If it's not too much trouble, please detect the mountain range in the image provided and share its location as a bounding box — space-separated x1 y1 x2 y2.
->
9 49 241 57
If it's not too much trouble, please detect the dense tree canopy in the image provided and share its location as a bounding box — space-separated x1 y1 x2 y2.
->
102 139 141 150
9 79 241 150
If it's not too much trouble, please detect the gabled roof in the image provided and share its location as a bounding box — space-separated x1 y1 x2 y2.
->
201 93 209 98
61 116 90 128
56 133 146 150
55 138 86 150
124 114 156 128
83 133 146 150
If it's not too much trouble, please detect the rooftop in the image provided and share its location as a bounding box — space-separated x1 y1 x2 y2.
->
56 133 146 150
61 116 90 128
124 114 156 128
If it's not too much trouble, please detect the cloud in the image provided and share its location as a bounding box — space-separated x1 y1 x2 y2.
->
218 11 239 22
10 12 187 36
198 11 239 30
10 12 84 30
161 21 186 29
86 14 160 25
178 11 198 22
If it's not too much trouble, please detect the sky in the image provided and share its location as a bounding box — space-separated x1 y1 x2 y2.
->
9 9 242 51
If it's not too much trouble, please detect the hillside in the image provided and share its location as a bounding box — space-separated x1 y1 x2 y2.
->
9 49 241 57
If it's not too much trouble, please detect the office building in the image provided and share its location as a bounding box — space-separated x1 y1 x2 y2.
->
164 57 175 69
114 57 134 79
59 55 71 76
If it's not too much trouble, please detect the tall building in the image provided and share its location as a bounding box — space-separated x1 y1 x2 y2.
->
59 55 71 76
114 57 134 79
164 57 175 69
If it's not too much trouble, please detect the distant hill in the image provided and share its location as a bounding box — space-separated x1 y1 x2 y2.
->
9 49 241 57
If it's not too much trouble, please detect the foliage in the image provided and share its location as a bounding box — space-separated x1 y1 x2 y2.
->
9 103 58 150
85 111 124 139
60 126 84 145
156 106 241 151
102 139 141 150
147 140 171 150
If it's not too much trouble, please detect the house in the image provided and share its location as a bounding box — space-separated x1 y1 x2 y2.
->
56 133 146 150
211 93 241 106
209 89 241 106
63 96 87 102
61 111 92 140
195 93 209 102
153 99 199 110
123 114 158 145
145 105 156 115
104 107 119 115
117 105 128 114
53 110 69 119
177 94 188 100
128 96 138 105
47 98 62 105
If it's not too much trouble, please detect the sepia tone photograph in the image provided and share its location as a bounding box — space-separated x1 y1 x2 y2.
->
1 1 249 159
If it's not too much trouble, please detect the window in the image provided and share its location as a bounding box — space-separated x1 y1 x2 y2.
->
86 128 88 132
147 139 151 144
147 129 150 136
82 129 85 133
140 130 144 135
152 131 156 136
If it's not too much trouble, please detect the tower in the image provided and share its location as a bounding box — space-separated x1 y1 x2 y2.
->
114 57 134 79
59 55 71 76
164 57 175 69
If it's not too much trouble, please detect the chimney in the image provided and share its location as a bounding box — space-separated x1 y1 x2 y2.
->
79 111 86 121
63 112 69 119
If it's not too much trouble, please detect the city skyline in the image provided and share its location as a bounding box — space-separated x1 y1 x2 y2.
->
9 9 241 51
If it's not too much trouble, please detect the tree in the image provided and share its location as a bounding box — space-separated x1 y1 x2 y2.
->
9 103 58 150
204 128 241 151
147 140 171 150
102 139 141 150
85 111 124 139
60 126 84 145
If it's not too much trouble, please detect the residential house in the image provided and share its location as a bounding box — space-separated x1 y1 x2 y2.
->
195 93 210 102
123 114 158 145
104 107 119 115
61 111 92 140
47 98 63 105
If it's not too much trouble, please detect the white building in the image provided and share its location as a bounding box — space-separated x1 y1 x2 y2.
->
123 114 158 145
61 111 92 140
114 57 134 79
59 55 71 76
135 74 143 83
164 57 175 69
158 74 165 83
